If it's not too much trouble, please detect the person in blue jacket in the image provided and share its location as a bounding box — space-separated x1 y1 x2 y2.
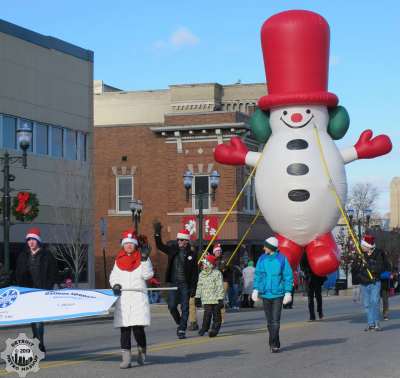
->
252 236 293 353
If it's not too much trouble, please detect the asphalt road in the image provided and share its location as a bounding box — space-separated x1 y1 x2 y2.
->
1 293 400 378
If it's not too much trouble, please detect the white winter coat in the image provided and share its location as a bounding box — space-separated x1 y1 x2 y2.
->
242 266 255 295
109 259 154 328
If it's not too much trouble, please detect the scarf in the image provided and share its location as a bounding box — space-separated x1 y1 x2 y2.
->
115 249 141 272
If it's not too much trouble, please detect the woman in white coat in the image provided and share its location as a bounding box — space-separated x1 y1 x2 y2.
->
109 230 154 369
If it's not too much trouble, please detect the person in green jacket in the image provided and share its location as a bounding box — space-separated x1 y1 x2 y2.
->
195 254 224 337
252 237 293 353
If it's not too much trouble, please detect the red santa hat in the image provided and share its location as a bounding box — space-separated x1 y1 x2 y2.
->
361 234 375 250
121 229 138 246
205 254 217 267
26 227 42 243
257 10 338 110
176 229 190 240
213 244 222 254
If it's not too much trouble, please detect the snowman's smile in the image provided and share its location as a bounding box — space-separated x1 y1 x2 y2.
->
280 114 314 129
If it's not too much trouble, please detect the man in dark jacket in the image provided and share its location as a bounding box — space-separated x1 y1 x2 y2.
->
301 254 326 321
351 234 384 331
15 228 57 352
153 222 198 339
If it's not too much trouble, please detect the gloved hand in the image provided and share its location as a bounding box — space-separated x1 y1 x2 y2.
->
251 289 259 302
195 298 202 308
354 129 392 159
153 221 162 235
140 244 151 261
218 300 224 310
282 292 292 305
112 284 122 296
214 137 249 165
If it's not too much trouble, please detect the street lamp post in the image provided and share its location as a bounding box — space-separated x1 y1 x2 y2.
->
183 170 220 254
2 121 33 272
128 199 143 234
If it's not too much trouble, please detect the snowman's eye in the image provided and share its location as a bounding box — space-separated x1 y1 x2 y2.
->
306 109 311 114
283 111 288 116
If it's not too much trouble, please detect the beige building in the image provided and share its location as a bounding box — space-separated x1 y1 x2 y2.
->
390 177 400 230
0 19 94 286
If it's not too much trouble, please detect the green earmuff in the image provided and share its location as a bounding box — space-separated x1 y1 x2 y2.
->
250 108 271 143
327 106 350 140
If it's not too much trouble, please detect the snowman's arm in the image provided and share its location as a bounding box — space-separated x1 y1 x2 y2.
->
245 151 262 167
340 130 392 164
340 147 358 164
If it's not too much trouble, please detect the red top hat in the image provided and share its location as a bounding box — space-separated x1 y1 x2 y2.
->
258 10 338 110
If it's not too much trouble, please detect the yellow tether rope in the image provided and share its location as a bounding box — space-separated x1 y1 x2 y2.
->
312 124 373 280
226 209 261 266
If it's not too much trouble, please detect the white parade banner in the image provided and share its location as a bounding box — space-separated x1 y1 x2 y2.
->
0 286 117 327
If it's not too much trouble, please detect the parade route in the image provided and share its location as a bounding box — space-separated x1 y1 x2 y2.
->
1 295 400 378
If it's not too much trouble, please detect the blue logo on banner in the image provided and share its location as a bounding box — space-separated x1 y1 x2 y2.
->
0 288 19 308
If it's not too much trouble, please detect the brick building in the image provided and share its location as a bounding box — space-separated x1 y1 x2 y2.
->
93 82 272 288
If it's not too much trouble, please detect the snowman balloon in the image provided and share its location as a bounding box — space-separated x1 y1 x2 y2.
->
215 10 392 276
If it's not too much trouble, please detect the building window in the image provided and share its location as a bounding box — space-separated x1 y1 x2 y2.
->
193 175 210 210
50 126 63 158
243 176 256 212
64 129 77 160
3 115 17 149
77 132 87 161
35 123 49 155
117 176 133 212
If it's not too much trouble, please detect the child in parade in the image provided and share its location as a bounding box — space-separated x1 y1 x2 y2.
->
195 254 224 337
109 230 153 369
252 237 293 353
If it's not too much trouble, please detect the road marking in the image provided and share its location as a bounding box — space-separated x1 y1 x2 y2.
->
1 303 399 375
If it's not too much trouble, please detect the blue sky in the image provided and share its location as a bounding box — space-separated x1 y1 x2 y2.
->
2 0 399 213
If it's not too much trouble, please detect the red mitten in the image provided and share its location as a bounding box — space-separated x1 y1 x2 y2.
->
214 137 248 165
354 129 392 159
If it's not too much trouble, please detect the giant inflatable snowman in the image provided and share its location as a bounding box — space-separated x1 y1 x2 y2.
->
214 10 392 276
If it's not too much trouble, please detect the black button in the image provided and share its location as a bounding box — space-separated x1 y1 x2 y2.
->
287 163 309 176
288 189 310 202
287 139 308 150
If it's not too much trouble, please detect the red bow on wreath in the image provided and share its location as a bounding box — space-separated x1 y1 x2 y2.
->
16 192 30 213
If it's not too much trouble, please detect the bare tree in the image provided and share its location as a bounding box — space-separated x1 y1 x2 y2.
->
347 182 379 220
49 165 93 287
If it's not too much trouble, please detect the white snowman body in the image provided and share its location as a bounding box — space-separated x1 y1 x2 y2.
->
251 105 347 246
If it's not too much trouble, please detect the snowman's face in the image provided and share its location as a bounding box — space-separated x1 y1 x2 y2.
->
270 105 329 134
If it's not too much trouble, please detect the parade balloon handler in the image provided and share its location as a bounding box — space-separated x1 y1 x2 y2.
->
109 229 154 369
195 254 224 337
301 254 326 321
351 234 384 332
15 227 57 354
153 221 198 339
214 10 392 278
252 237 293 353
